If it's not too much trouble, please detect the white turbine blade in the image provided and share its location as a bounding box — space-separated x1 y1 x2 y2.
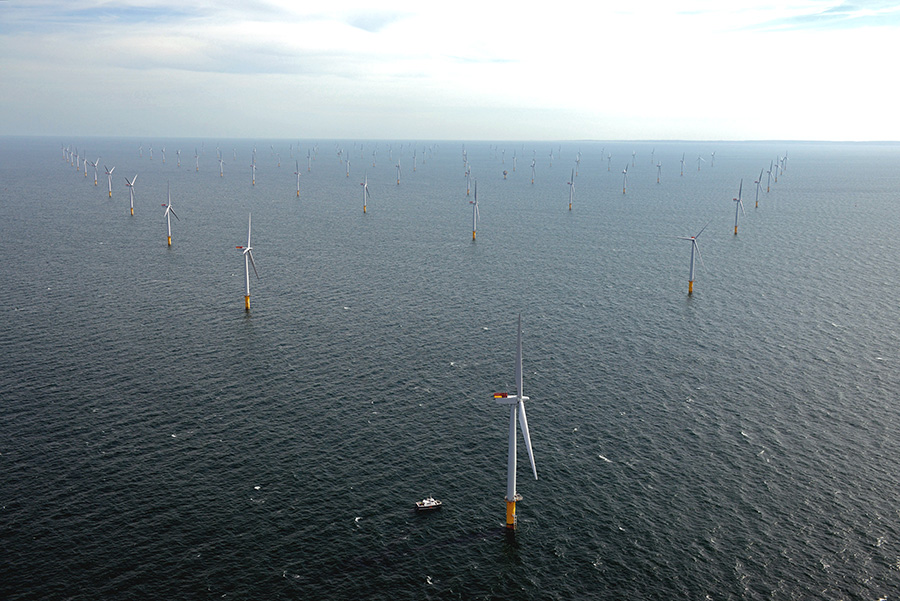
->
694 240 706 270
247 250 260 280
739 200 746 216
247 214 252 247
515 314 523 397
518 400 538 480
695 219 712 238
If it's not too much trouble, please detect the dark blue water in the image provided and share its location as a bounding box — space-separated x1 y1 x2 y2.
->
3 137 900 599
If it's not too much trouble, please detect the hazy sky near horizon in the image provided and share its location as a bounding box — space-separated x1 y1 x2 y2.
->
1 1 898 141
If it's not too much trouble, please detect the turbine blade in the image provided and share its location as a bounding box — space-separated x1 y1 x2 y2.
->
515 314 523 397
518 400 538 480
695 219 712 238
694 240 706 270
248 251 260 280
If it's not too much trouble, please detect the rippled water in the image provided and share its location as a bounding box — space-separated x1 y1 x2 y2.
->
3 137 900 599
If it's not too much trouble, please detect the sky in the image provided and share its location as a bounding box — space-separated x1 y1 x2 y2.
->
1 0 898 141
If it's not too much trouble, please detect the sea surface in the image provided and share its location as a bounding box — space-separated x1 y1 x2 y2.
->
2 137 900 599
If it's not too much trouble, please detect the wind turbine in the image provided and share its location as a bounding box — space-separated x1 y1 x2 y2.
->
91 158 100 186
396 161 401 185
622 165 628 194
294 160 301 197
236 214 259 311
361 172 370 213
567 168 575 210
195 149 200 172
124 174 137 215
161 147 166 164
607 153 612 172
530 158 535 185
754 169 764 207
766 160 773 193
104 165 115 197
346 158 351 178
162 182 178 246
218 158 225 178
466 167 471 196
492 314 538 530
697 155 705 172
307 149 312 172
678 221 709 295
250 161 256 186
469 179 479 240
632 150 636 167
176 149 181 168
710 151 716 167
680 153 685 176
732 179 745 235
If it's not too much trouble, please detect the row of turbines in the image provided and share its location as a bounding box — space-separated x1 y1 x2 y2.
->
59 140 789 529
61 141 791 302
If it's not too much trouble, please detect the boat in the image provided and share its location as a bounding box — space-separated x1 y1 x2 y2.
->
415 496 442 511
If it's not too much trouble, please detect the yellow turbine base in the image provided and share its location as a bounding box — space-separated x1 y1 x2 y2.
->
109 191 112 198
569 204 572 211
506 500 517 529
130 208 134 216
363 206 367 213
297 190 300 197
734 226 738 235
244 295 250 311
755 201 758 208
688 280 694 295
167 236 172 246
472 231 476 241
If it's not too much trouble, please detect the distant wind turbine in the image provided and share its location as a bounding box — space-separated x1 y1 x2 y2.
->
567 168 575 210
697 155 705 172
766 160 773 193
90 158 100 186
531 158 536 185
361 172 370 213
104 165 115 197
236 214 259 311
732 179 745 235
492 314 538 530
125 174 137 215
710 151 715 167
680 153 685 176
250 161 256 186
656 162 661 184
162 182 178 246
632 150 636 167
622 165 628 194
754 169 764 207
396 161 401 185
294 161 301 197
469 180 479 240
678 221 710 295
